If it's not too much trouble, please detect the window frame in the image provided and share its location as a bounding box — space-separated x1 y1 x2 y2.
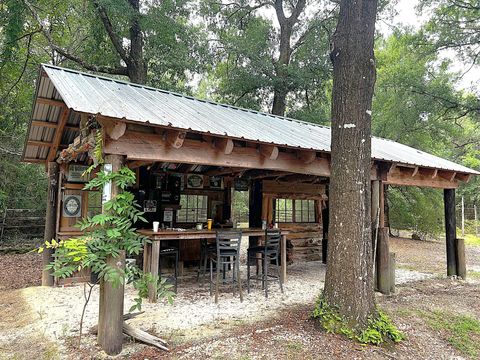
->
275 198 316 224
176 194 208 223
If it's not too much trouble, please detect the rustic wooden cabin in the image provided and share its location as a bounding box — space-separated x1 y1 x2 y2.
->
22 64 479 294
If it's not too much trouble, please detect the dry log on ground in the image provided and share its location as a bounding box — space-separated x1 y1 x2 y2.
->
123 323 169 351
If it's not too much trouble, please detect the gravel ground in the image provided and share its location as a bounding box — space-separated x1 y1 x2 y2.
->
1 236 479 359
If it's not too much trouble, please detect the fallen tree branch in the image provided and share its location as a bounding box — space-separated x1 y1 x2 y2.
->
123 323 169 352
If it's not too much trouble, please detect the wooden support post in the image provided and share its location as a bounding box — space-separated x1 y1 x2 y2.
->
249 180 263 248
371 180 380 289
377 227 390 295
444 189 458 276
281 234 287 283
455 238 466 280
321 206 329 264
461 196 465 237
42 162 59 286
98 154 125 355
148 240 161 302
389 252 396 294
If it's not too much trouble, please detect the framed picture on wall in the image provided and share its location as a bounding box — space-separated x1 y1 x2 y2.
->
187 174 204 189
209 176 223 189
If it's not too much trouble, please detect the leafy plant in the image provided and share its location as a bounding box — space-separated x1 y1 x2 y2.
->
39 165 174 307
312 293 404 345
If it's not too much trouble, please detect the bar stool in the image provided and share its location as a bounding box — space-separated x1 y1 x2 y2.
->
247 229 283 298
209 230 243 303
197 239 216 285
159 246 179 293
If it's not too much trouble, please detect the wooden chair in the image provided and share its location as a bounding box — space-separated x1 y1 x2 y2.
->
209 230 243 303
247 229 283 298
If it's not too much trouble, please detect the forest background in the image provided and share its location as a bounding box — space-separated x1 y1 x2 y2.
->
1 0 479 238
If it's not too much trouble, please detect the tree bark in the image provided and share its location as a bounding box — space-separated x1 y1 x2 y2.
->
98 155 126 355
127 0 147 84
271 0 306 116
323 0 378 329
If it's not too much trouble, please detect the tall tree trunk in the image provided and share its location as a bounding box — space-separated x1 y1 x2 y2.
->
323 0 378 329
271 0 306 116
128 0 146 84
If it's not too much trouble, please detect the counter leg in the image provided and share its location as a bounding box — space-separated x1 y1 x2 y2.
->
148 241 160 303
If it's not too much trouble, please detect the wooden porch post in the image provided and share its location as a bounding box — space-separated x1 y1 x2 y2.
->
321 207 329 264
444 188 457 276
377 181 391 294
98 154 125 355
249 180 262 248
371 180 380 289
42 162 59 286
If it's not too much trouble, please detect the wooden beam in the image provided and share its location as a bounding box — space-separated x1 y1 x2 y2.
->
31 121 57 128
455 173 471 183
42 162 59 286
31 120 78 131
386 167 458 188
104 120 127 141
259 144 279 160
37 97 66 107
388 163 397 176
104 131 331 177
47 107 70 162
166 130 187 149
411 166 419 177
438 170 456 182
215 138 234 155
127 160 152 169
297 150 316 164
27 140 52 147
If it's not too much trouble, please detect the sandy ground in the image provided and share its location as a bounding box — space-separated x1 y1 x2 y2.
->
1 237 479 359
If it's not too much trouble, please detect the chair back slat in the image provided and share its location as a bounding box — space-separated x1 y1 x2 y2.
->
216 230 242 255
265 229 281 252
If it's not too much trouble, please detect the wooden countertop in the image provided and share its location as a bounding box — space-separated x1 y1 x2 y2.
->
138 227 289 240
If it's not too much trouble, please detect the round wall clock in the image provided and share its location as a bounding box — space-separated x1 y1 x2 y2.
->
63 195 82 217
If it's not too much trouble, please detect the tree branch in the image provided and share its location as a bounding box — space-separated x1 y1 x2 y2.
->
23 0 128 76
92 0 131 65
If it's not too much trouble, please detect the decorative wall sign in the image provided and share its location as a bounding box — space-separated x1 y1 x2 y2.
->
63 195 82 217
163 208 173 222
187 174 204 189
209 176 223 189
143 200 157 213
234 178 249 191
67 164 89 183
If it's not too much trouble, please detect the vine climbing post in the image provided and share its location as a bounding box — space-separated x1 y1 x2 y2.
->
98 154 125 355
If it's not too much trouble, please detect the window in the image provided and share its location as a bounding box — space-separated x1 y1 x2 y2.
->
87 191 102 217
177 194 208 223
275 198 316 223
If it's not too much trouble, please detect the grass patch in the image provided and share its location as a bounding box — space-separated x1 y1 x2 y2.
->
418 309 480 358
468 271 480 279
464 233 480 247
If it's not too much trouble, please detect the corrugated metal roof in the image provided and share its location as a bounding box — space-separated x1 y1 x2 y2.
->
23 64 479 175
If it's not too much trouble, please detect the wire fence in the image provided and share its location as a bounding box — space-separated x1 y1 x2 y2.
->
456 199 480 237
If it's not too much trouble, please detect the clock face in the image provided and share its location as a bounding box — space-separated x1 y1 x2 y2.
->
63 195 81 217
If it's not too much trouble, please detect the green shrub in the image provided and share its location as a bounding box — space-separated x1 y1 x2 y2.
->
312 293 404 345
